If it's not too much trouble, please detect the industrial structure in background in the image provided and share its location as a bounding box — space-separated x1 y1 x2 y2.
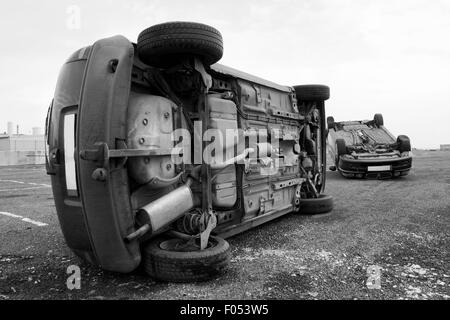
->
441 144 450 151
0 121 45 166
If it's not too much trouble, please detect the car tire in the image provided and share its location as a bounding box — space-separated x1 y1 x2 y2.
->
327 116 335 129
293 85 330 101
336 138 347 156
397 135 411 152
299 194 334 215
374 113 384 127
142 235 230 282
137 21 224 68
335 138 347 166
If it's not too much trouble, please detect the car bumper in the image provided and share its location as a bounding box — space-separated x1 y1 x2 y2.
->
48 36 141 273
337 156 412 179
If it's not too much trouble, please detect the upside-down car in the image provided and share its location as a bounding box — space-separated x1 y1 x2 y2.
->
327 114 412 179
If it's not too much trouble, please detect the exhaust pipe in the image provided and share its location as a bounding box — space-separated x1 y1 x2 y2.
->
125 178 198 242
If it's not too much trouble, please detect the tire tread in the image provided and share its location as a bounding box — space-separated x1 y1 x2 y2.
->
142 236 230 282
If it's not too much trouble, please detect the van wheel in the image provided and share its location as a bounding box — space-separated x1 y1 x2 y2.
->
299 194 334 215
374 113 384 127
142 235 230 282
293 85 330 101
137 21 223 68
397 135 411 152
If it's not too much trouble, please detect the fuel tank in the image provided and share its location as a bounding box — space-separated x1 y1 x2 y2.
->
208 94 238 209
126 93 177 187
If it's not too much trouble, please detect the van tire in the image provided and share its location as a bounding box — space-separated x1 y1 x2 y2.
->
293 85 330 101
137 21 223 68
142 236 230 282
299 194 334 215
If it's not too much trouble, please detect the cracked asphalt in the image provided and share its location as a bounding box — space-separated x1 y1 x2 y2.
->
0 150 449 300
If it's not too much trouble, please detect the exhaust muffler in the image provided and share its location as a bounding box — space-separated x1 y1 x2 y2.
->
125 178 198 242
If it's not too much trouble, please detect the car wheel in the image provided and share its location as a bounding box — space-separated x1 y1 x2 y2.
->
293 85 330 101
298 194 334 215
142 235 230 282
335 138 347 165
397 135 411 152
374 113 384 127
137 21 224 68
327 116 335 129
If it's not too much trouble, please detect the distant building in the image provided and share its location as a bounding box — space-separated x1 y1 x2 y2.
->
32 127 43 136
0 122 46 165
0 134 46 166
7 122 14 135
0 134 45 152
440 144 450 151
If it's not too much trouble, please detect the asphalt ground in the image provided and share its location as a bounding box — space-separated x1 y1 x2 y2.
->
0 150 449 300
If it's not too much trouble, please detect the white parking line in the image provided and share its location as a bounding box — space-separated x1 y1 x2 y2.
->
0 179 51 188
0 186 50 192
0 179 51 192
0 211 48 227
1 180 25 184
21 218 48 227
0 211 22 218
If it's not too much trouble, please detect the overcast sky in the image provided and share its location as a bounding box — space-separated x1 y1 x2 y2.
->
0 0 449 148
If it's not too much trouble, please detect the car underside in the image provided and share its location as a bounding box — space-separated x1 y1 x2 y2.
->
46 22 333 281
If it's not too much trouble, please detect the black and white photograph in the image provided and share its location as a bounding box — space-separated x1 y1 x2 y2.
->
0 0 449 308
